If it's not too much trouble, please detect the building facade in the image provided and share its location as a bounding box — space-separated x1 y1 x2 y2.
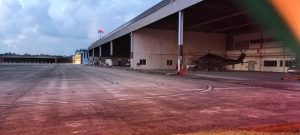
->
225 32 294 72
73 49 89 65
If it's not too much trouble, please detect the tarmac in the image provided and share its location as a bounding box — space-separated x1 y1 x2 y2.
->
0 64 300 135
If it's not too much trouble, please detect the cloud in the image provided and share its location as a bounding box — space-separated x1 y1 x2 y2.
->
0 0 161 55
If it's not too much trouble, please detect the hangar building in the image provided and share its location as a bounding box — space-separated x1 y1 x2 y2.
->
88 0 294 72
0 55 57 64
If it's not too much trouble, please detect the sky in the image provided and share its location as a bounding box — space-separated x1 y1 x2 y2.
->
0 0 161 55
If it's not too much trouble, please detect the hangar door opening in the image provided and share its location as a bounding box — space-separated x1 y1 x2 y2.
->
100 34 131 67
129 0 289 72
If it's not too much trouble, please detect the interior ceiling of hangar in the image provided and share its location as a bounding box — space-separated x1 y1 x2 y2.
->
145 0 261 34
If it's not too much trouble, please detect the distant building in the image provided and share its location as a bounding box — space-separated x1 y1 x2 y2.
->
73 49 88 65
0 55 57 64
73 51 81 64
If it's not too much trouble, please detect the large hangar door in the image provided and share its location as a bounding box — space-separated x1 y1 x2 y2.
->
113 34 131 59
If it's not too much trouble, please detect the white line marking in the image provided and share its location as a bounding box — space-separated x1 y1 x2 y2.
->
214 87 262 90
183 89 204 91
16 86 215 105
201 85 214 93
183 85 213 93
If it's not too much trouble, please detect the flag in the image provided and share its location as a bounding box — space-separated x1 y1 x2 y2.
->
98 28 105 33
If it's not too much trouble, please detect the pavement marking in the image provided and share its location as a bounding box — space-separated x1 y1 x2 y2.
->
15 85 214 106
183 85 214 93
202 85 214 92
214 87 262 90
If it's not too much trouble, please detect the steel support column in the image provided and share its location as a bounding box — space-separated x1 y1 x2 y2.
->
99 46 102 65
130 32 134 68
110 41 113 57
87 50 91 65
92 48 95 65
178 11 184 72
92 49 95 57
99 46 102 57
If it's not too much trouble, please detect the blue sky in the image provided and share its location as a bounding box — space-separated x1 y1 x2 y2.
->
0 0 161 55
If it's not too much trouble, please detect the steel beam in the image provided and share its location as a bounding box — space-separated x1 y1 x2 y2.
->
186 11 247 29
211 22 256 33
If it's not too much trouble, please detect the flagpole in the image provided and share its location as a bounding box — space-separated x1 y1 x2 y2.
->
98 28 104 39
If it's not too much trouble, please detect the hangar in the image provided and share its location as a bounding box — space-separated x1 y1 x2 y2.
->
0 55 57 64
88 0 294 72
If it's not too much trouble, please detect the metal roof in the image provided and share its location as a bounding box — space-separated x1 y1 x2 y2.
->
144 0 256 34
88 0 202 50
